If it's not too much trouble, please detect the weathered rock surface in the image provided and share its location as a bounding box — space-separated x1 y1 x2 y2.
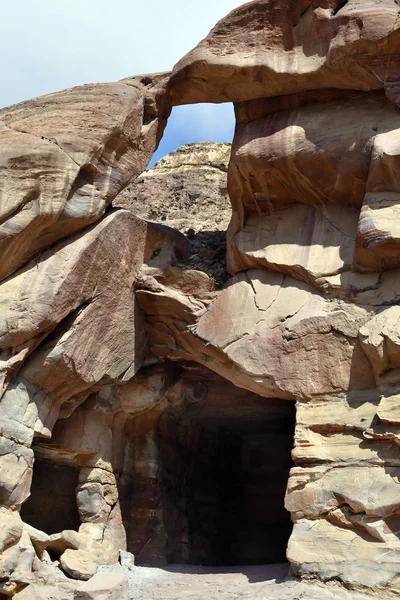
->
116 142 231 232
169 0 400 106
14 581 77 600
137 266 374 399
0 73 170 281
227 91 400 282
0 210 148 443
0 174 185 587
97 562 379 600
60 549 98 581
356 192 400 271
3 0 400 597
74 573 128 600
232 205 358 289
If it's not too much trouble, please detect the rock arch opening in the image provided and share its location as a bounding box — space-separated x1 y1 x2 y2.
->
114 104 235 287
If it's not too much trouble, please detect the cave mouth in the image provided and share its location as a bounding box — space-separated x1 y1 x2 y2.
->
21 459 80 535
158 370 295 567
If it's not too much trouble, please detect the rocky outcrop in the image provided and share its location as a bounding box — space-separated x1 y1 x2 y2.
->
3 0 400 598
169 0 400 106
116 142 231 231
227 90 400 285
116 142 231 283
136 267 373 397
0 73 171 597
0 73 170 281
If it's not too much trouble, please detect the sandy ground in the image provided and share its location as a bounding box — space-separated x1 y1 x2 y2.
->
98 562 382 600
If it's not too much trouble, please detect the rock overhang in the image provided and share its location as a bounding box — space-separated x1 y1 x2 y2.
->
168 0 400 107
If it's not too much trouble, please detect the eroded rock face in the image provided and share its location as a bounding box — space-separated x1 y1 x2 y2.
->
0 73 170 281
3 0 400 597
0 208 150 588
0 72 172 594
116 142 231 231
136 1 400 594
227 90 400 284
169 0 400 106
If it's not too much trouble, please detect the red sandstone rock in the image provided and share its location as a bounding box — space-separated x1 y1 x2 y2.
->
3 0 400 596
0 74 170 282
170 0 400 106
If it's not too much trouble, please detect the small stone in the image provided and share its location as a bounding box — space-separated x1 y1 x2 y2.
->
119 550 135 570
60 549 98 581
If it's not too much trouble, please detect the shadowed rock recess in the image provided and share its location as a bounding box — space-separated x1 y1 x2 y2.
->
2 1 400 599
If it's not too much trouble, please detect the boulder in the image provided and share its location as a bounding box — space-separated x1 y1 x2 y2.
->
47 531 81 556
60 549 98 581
0 73 170 282
74 573 128 600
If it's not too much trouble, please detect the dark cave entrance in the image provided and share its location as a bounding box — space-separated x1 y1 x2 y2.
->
21 459 80 535
158 369 295 566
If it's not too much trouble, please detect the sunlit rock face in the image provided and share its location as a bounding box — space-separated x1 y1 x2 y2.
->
169 0 400 105
2 1 400 598
0 73 172 595
0 73 170 281
116 141 231 283
227 91 400 285
116 141 231 233
161 1 400 595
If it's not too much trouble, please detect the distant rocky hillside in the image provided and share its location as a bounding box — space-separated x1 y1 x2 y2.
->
116 142 231 230
114 142 231 285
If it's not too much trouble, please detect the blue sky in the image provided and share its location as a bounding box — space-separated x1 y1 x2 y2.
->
149 104 235 167
0 0 242 163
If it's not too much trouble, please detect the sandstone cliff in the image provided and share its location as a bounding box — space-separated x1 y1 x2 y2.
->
2 1 400 599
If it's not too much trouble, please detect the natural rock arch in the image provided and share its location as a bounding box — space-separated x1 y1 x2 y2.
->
1 1 400 598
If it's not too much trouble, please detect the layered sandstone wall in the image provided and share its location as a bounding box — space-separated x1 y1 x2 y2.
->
2 1 400 598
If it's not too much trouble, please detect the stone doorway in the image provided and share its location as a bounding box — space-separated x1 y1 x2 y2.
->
21 459 81 535
158 369 295 567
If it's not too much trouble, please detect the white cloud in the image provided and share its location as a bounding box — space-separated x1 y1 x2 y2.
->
0 0 244 108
